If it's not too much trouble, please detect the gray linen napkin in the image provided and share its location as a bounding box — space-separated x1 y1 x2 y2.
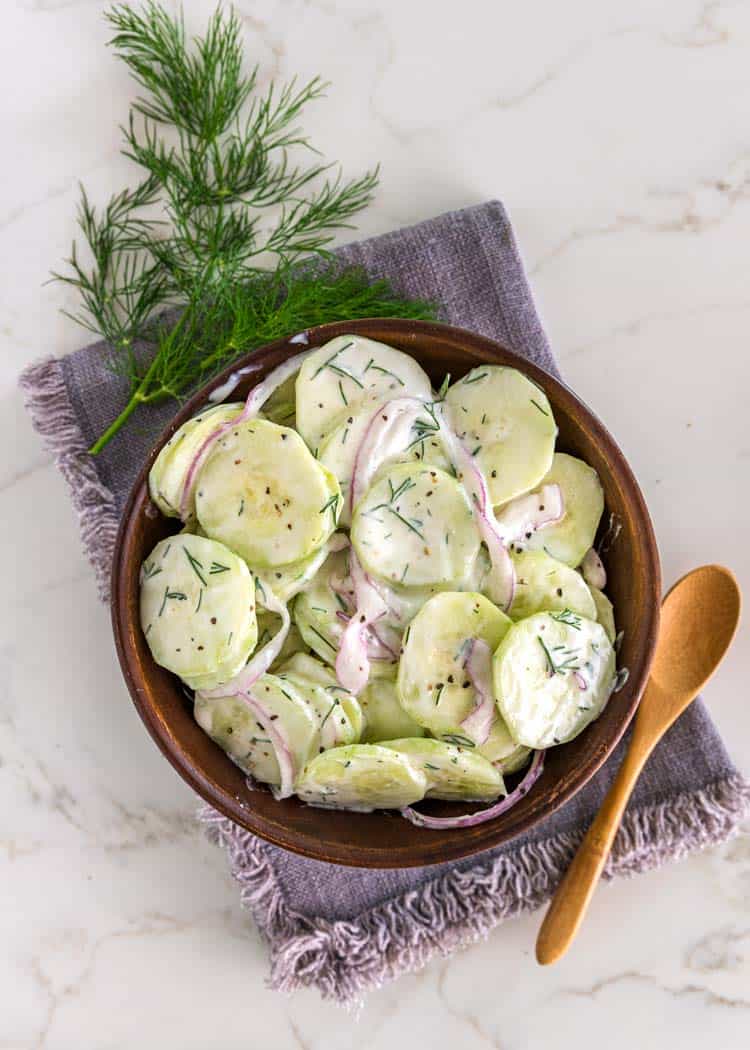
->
21 201 749 1003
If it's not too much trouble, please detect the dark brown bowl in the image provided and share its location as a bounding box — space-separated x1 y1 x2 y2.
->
112 319 660 868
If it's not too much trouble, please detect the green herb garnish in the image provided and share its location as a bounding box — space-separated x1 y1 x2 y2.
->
183 546 207 586
441 733 475 748
550 608 582 630
52 5 437 455
319 492 341 527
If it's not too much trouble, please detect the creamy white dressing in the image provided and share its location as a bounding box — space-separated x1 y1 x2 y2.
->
207 363 263 403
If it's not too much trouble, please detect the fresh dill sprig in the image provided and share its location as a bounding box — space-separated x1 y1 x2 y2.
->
52 3 438 454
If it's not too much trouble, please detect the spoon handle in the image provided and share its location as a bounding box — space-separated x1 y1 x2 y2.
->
535 725 653 965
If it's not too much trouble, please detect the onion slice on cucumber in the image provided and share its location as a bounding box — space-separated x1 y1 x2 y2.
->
348 394 515 610
400 749 545 829
335 551 388 694
436 402 515 611
197 581 290 700
179 351 311 520
459 638 496 746
238 689 296 799
494 483 564 545
581 547 607 589
349 396 427 514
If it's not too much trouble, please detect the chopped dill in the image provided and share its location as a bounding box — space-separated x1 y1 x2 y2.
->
183 547 207 585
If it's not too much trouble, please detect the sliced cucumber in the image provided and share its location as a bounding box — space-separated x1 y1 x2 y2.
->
279 652 366 743
149 402 244 521
296 743 428 811
259 371 297 427
255 536 337 602
195 419 341 568
278 651 338 688
295 335 432 452
397 591 512 736
524 453 604 567
194 692 280 781
351 463 480 589
477 714 533 774
140 534 257 682
196 673 319 788
254 612 308 670
318 398 450 527
293 548 398 678
589 584 616 643
445 366 556 505
277 670 361 750
493 611 616 748
381 738 504 801
509 549 596 621
293 549 349 668
359 676 426 743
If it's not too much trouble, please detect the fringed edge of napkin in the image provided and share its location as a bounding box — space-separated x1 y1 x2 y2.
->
199 775 750 1005
19 357 118 602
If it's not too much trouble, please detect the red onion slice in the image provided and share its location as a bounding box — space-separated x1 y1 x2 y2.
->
400 749 545 829
179 350 311 520
198 582 290 700
349 397 429 515
581 547 607 589
238 690 296 799
494 484 564 545
335 550 388 694
436 404 515 611
460 638 496 745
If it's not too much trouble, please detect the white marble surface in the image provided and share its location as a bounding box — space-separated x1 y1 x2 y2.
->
3 0 750 1046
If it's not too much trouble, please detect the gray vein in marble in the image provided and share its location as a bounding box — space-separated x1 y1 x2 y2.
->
531 162 750 277
686 927 750 972
565 970 750 1010
0 456 52 496
437 961 504 1050
662 0 732 47
561 300 750 359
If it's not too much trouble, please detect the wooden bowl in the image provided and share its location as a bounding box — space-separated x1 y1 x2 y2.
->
112 319 660 868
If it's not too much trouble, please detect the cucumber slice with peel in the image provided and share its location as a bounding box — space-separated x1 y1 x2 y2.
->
293 549 398 677
359 676 426 743
445 366 556 505
509 549 596 621
524 453 604 568
140 534 257 682
296 744 428 811
477 714 533 774
278 653 365 743
351 463 480 589
276 671 361 750
255 534 341 602
149 403 244 521
382 738 504 801
194 673 318 789
397 591 512 736
318 398 450 527
493 611 616 748
589 584 616 642
295 335 432 452
196 419 341 568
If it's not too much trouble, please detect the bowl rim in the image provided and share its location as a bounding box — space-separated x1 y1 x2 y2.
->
111 317 661 867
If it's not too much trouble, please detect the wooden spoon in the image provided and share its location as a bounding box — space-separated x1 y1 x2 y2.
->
536 564 741 966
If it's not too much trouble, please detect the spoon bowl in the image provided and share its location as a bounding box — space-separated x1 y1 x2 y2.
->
652 565 742 700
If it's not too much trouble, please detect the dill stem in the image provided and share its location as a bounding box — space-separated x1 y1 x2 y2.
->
88 377 151 454
88 304 192 455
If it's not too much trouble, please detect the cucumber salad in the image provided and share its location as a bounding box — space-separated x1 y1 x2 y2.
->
141 335 625 829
